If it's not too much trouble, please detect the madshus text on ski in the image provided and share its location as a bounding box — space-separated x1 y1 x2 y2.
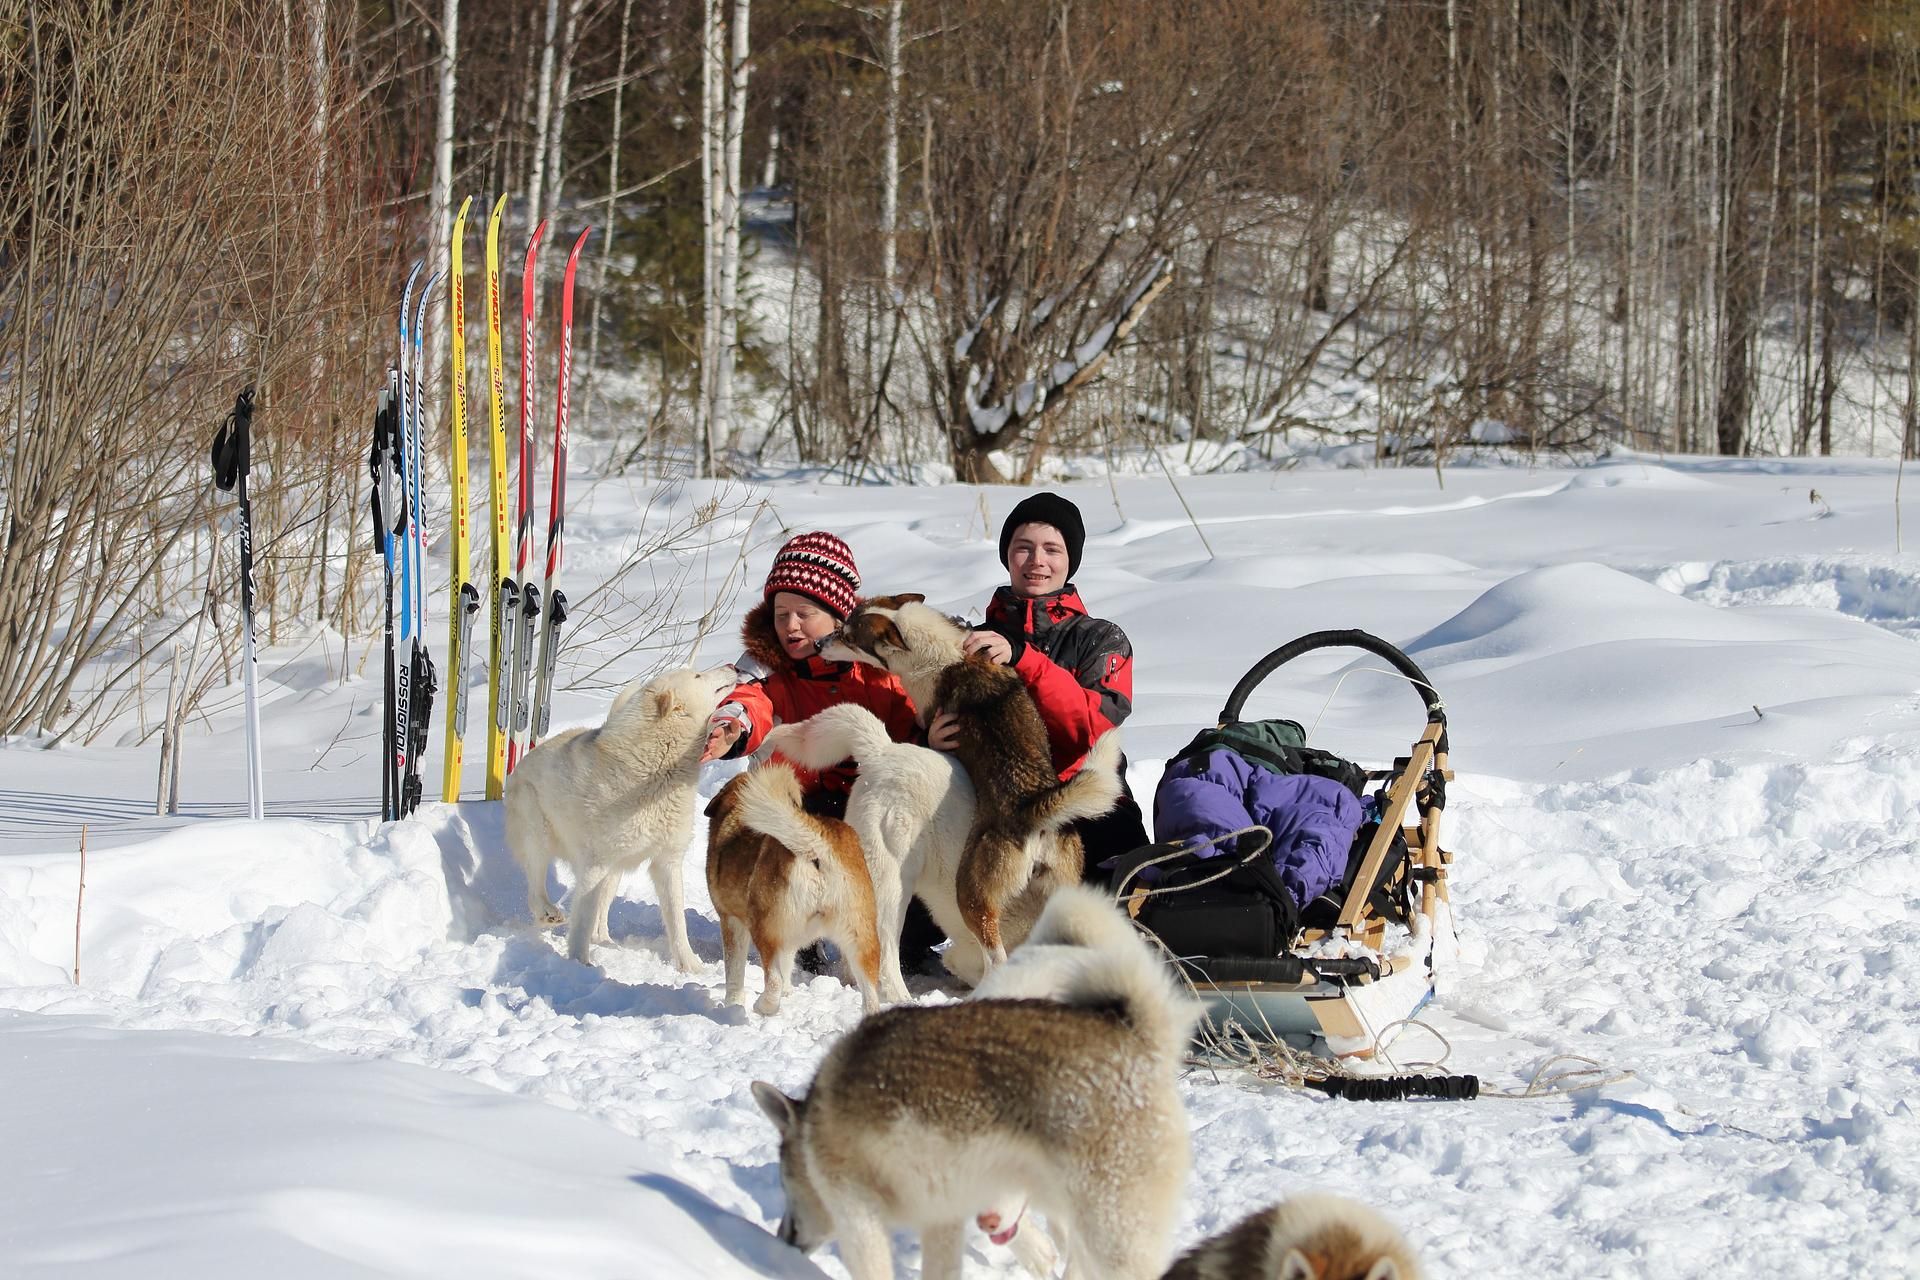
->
357 196 591 822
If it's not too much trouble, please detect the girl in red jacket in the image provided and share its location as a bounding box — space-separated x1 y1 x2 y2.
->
702 531 919 817
703 532 936 973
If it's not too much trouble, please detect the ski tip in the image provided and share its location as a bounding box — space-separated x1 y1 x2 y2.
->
569 226 592 258
455 194 473 224
490 193 510 221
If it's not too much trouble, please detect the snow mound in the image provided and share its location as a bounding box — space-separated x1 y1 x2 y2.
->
1397 563 1920 777
1155 551 1478 590
1653 556 1920 638
1406 562 1746 666
1564 463 1722 492
0 1013 823 1279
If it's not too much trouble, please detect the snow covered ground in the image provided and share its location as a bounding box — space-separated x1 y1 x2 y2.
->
3 454 1918 1276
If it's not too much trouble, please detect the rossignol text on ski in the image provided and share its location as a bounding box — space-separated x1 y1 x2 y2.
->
369 379 403 821
392 263 422 816
402 268 442 816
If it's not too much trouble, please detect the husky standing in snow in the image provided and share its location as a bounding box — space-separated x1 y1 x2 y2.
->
504 664 737 970
822 595 1124 973
751 885 1201 1280
1161 1194 1422 1280
704 763 885 1015
757 703 976 994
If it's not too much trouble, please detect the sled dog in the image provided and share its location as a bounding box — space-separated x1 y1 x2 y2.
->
505 664 737 970
821 595 1123 969
704 763 885 1016
752 887 1200 1280
758 703 978 993
1161 1194 1421 1280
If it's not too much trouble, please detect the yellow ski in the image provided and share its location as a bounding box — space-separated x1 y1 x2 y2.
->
483 195 512 799
443 196 477 802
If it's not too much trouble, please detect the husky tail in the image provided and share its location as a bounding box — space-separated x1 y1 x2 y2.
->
1025 730 1125 833
989 883 1201 1069
733 763 841 864
758 703 896 771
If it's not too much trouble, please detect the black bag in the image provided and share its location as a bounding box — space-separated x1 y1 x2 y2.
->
1113 831 1301 959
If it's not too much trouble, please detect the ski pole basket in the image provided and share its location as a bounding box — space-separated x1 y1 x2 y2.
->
1115 630 1458 1059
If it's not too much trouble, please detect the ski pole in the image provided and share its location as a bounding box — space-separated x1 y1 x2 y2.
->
210 385 264 822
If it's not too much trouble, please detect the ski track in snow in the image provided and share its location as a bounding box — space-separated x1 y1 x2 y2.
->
3 464 1919 1277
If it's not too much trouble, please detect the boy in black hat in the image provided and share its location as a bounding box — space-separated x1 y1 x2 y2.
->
930 491 1149 877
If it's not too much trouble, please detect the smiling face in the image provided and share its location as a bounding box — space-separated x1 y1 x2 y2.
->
770 591 840 661
1005 522 1071 598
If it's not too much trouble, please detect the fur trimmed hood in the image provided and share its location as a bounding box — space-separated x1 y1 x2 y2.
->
740 598 863 676
740 600 792 672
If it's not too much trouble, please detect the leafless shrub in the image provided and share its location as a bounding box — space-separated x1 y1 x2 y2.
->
0 1 388 739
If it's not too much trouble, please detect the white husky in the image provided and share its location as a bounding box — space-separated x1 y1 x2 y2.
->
505 664 737 970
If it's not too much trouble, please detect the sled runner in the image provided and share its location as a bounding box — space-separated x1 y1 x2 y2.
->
1111 630 1457 1059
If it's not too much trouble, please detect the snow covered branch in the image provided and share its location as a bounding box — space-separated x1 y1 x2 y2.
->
962 257 1174 438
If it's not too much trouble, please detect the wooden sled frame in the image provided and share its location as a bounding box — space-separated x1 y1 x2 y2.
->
1147 630 1456 1059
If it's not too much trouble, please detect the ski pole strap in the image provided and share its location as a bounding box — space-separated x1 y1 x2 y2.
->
211 386 254 492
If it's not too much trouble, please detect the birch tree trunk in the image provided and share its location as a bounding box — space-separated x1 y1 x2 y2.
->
542 0 582 222
527 0 560 227
880 0 902 300
715 0 751 455
429 0 459 410
699 0 722 475
583 0 634 437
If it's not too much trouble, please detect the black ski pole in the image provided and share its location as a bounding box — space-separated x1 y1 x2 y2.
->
211 386 264 821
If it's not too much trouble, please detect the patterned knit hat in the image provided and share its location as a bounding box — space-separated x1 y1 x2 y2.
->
763 532 861 618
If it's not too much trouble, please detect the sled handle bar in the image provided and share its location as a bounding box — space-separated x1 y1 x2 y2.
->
1219 629 1446 747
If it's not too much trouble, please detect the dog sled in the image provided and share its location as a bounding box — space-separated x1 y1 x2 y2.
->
1110 631 1456 1061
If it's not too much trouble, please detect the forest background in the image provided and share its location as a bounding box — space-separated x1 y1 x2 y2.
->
5 0 1919 742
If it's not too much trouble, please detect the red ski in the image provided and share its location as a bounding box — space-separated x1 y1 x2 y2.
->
505 218 548 773
529 227 592 745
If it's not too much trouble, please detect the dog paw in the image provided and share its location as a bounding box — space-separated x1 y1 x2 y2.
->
671 951 702 975
753 992 782 1016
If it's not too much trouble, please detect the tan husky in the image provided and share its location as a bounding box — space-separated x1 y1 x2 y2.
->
1161 1194 1422 1280
822 595 1122 971
704 764 884 1016
751 886 1200 1280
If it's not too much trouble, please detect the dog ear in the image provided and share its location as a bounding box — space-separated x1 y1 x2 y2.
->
1278 1249 1316 1280
1363 1259 1402 1280
650 685 681 718
703 788 728 819
751 1081 802 1134
872 616 909 652
893 592 926 606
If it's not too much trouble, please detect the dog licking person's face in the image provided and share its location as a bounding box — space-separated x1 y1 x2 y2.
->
1006 523 1070 598
772 591 841 662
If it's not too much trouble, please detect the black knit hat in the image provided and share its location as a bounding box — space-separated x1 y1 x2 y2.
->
999 492 1085 579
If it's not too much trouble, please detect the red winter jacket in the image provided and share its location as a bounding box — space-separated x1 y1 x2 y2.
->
719 600 921 796
981 585 1133 779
